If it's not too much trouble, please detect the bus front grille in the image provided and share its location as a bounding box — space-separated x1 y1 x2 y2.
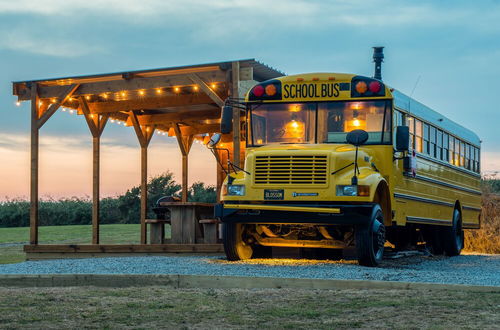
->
254 155 328 185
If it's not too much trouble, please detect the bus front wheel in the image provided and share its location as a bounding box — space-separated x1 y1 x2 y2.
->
355 205 386 267
222 222 253 261
441 209 463 256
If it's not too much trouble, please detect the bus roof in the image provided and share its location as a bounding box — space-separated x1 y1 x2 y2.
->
392 89 480 147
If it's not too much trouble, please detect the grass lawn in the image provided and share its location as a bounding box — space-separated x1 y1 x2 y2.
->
0 224 171 264
0 286 498 329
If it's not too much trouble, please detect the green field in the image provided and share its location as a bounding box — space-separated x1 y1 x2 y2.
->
0 224 167 264
0 286 498 329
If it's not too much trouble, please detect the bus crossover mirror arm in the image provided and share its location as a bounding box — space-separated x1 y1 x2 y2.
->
345 129 369 185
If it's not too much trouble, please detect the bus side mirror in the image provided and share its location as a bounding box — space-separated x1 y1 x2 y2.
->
220 105 233 134
395 126 410 152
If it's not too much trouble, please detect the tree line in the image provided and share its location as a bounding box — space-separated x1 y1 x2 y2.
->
0 172 216 228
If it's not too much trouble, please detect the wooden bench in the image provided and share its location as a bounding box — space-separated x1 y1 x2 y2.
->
199 219 220 244
145 219 170 244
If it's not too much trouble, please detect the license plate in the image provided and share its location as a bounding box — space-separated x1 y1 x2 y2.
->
264 189 284 200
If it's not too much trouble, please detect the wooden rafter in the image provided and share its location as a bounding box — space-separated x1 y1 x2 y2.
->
88 93 217 114
37 84 79 129
188 73 224 107
16 71 227 101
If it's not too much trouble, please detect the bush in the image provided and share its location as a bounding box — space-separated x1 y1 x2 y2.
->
464 188 500 254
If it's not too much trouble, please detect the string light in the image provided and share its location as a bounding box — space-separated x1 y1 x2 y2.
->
62 108 66 112
120 91 126 97
210 83 216 89
51 98 57 103
15 101 21 106
102 93 109 99
138 90 145 96
156 88 162 94
38 101 43 106
193 85 199 91
174 87 180 93
110 119 115 123
69 109 74 114
85 95 90 100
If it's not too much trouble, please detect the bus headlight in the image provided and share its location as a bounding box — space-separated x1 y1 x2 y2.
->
336 185 370 197
227 185 245 196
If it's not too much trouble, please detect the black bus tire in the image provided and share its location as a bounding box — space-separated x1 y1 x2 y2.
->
442 209 463 256
222 222 253 261
355 205 386 267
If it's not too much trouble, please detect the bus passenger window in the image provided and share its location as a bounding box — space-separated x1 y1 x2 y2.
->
459 141 465 168
437 129 443 160
465 144 471 170
443 132 449 162
406 116 415 150
415 120 423 153
423 123 429 155
430 126 436 158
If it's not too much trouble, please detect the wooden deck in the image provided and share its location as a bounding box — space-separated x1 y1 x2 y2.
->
24 244 224 260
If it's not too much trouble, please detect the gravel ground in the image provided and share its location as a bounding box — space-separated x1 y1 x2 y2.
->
0 253 499 286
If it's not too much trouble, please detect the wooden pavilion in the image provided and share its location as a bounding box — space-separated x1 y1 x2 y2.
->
12 59 283 257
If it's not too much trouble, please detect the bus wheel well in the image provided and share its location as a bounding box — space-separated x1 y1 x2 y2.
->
374 181 391 226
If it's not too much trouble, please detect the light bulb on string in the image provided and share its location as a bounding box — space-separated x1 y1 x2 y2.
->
15 101 21 106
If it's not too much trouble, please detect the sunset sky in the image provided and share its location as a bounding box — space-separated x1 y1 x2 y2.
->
1 0 499 199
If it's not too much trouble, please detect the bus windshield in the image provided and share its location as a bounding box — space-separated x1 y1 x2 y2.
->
249 100 391 146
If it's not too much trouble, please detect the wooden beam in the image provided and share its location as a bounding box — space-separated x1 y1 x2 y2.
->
88 93 218 114
231 61 241 166
132 109 220 126
81 98 109 244
188 73 224 107
92 136 100 244
15 70 228 101
80 97 98 137
30 83 39 245
37 84 79 129
173 124 194 202
130 112 155 244
23 244 224 254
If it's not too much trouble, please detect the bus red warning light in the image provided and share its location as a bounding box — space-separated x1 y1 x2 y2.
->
369 81 381 93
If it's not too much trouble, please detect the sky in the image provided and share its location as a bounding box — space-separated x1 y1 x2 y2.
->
1 0 499 199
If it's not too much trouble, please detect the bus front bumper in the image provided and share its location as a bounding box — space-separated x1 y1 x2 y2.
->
214 203 376 226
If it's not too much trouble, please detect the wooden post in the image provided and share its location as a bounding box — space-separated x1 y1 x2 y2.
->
81 98 109 244
173 123 194 202
231 61 240 166
29 84 79 245
30 83 39 245
92 136 100 244
130 112 155 244
140 145 148 243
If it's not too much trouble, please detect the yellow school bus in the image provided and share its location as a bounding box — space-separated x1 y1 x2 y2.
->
213 49 481 266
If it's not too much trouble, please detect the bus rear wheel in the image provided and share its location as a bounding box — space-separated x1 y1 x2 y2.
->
441 209 463 256
355 205 385 267
222 222 253 261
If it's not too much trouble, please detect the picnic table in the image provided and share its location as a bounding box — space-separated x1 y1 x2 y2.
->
150 202 217 244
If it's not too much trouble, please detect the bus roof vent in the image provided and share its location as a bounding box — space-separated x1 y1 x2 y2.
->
372 46 384 81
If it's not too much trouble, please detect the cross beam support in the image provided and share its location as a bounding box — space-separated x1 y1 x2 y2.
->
173 124 194 202
130 112 155 244
80 98 109 244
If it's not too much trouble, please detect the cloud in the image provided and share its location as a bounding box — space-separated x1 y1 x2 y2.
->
0 30 105 57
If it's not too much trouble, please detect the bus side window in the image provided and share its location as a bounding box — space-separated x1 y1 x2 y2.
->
449 135 455 165
415 119 423 153
406 116 415 150
474 147 480 173
437 129 443 160
465 144 471 170
459 141 465 167
430 126 436 158
443 132 449 162
423 123 429 155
